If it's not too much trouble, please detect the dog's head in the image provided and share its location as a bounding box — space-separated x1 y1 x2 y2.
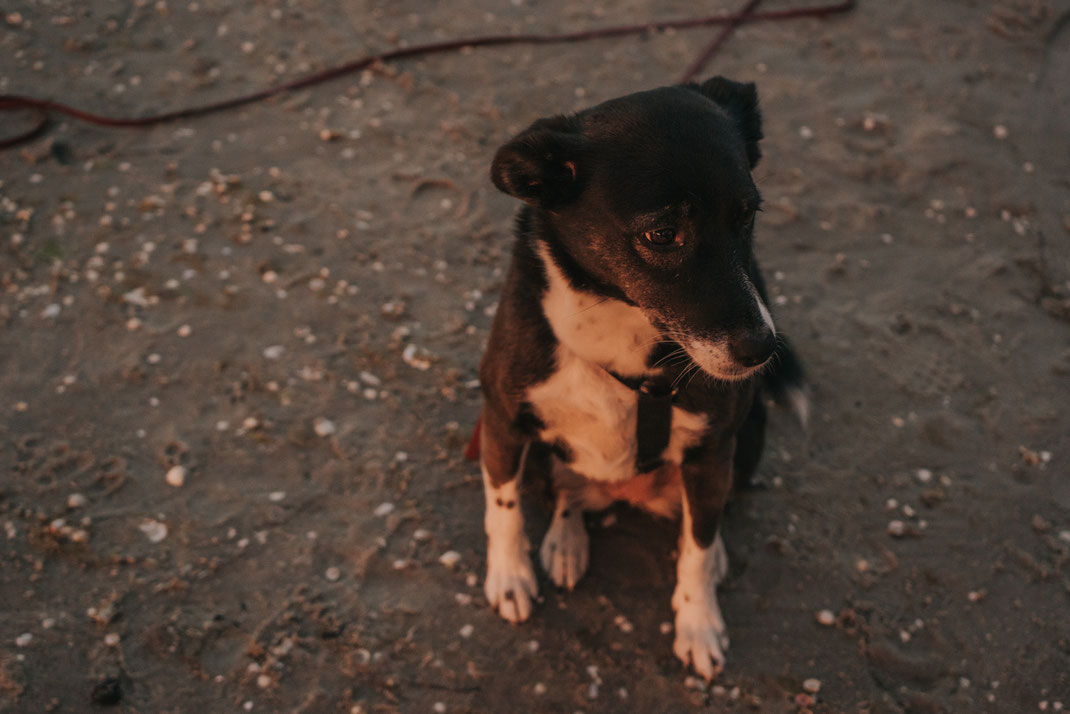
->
491 77 776 381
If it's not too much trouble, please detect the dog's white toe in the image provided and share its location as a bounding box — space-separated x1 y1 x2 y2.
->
539 507 589 590
485 546 538 623
672 587 730 680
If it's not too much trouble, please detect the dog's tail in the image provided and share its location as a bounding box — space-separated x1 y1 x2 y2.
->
763 335 809 428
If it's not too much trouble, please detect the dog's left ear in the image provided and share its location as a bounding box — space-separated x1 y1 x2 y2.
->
491 116 587 209
691 76 763 169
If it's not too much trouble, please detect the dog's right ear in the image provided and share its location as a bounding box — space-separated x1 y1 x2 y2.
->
491 117 586 208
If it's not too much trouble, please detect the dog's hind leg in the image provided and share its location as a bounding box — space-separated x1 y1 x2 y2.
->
539 461 607 590
733 392 766 491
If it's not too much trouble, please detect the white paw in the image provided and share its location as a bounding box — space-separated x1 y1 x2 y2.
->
672 591 729 681
539 509 589 590
484 544 538 623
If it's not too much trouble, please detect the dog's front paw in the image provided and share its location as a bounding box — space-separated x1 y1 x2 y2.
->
672 591 730 680
539 509 589 589
485 544 538 623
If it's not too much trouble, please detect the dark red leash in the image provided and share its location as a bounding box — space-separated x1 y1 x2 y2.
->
0 1 854 150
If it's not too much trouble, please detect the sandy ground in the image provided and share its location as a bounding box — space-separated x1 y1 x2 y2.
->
2 0 1069 712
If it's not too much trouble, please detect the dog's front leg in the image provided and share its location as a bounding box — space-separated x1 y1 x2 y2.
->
673 442 734 681
480 412 538 623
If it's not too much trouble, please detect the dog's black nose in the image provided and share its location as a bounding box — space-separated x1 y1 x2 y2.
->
730 328 777 368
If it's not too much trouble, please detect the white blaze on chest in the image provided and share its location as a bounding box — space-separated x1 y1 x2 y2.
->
527 244 708 484
536 244 658 376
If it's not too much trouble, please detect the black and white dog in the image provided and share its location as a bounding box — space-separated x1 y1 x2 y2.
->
476 76 806 680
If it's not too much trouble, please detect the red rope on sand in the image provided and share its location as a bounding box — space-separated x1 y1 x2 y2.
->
0 1 854 150
679 0 763 83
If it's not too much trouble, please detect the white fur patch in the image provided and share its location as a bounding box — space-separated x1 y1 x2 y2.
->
672 500 730 680
482 461 538 623
539 490 589 589
530 244 708 487
538 244 658 376
682 336 748 382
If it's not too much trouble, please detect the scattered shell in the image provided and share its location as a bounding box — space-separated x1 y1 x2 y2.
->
138 519 168 543
816 609 836 626
313 417 337 437
373 502 395 517
438 550 461 568
802 678 821 693
165 465 187 488
401 343 432 370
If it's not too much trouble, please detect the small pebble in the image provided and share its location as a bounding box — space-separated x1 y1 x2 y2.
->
373 502 395 517
802 678 821 694
325 566 341 582
659 621 673 635
816 609 836 626
533 683 547 695
257 673 271 688
887 520 906 537
413 528 431 542
313 417 337 437
916 468 933 483
138 519 168 543
432 703 446 714
104 633 120 646
993 124 1009 140
438 550 461 568
176 324 191 337
458 624 474 638
15 633 32 647
263 345 284 359
67 493 88 509
165 465 187 488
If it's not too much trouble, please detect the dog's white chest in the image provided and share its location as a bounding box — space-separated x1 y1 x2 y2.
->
527 352 708 483
527 245 708 483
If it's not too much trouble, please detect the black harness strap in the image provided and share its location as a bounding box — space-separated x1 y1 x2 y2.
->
608 370 678 473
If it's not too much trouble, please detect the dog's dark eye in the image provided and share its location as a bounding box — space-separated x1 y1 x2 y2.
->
642 227 680 248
